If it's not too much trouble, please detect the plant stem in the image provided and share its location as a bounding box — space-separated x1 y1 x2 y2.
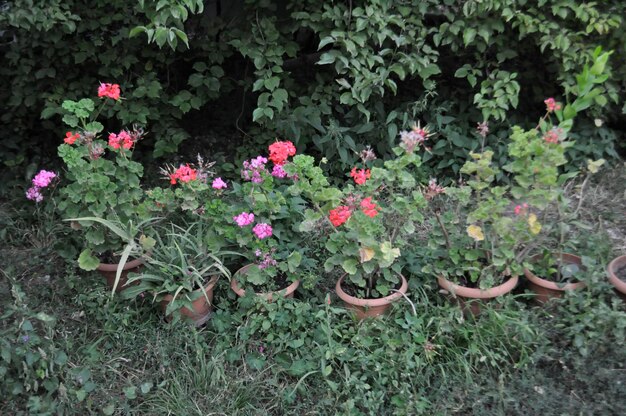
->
434 210 451 250
314 202 340 234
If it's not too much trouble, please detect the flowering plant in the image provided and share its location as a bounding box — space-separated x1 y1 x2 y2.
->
25 170 58 203
424 47 612 289
146 154 228 217
224 141 313 291
56 84 149 268
288 131 436 298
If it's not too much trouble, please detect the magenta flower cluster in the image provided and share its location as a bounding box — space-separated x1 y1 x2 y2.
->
271 164 287 178
233 212 255 227
26 170 57 203
241 156 268 183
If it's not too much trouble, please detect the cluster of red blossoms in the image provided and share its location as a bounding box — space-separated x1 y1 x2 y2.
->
268 141 296 165
329 197 379 227
170 164 197 184
98 83 121 101
108 131 135 150
350 167 371 185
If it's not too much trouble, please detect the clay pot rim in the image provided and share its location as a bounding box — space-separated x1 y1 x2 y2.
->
437 274 518 299
523 253 586 291
335 274 408 307
161 275 220 302
96 256 145 272
607 255 626 295
231 264 300 299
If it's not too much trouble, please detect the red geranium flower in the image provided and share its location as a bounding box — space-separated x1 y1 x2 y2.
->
98 83 121 101
64 131 79 145
170 164 197 185
329 206 352 227
360 197 379 218
350 167 371 185
268 141 296 165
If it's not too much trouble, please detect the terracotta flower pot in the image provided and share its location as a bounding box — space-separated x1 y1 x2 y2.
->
524 253 586 304
230 264 300 300
159 276 219 326
437 275 518 316
335 274 408 320
607 255 626 302
96 257 143 293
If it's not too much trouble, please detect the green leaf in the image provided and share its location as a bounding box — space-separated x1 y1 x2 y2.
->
140 382 153 394
84 121 104 133
172 28 189 48
76 389 87 402
287 251 302 271
463 28 476 46
272 88 288 103
128 26 146 38
78 249 100 271
341 259 358 275
264 77 280 91
252 108 265 122
123 386 137 400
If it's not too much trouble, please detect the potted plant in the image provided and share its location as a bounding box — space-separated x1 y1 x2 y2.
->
288 130 437 319
225 142 316 300
122 221 231 326
63 216 158 293
427 47 612 314
56 83 151 280
607 254 626 302
424 151 530 316
523 252 587 304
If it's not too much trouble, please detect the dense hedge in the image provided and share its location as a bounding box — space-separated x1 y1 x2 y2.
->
1 0 624 183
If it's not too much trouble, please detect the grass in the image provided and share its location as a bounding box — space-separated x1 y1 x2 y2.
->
1 166 626 415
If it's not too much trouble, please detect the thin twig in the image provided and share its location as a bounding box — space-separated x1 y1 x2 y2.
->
390 289 417 316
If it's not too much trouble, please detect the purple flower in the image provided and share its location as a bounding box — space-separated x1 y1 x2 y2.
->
21 335 30 343
26 186 43 202
233 212 255 227
32 170 56 188
212 177 227 189
271 165 287 178
241 156 268 183
252 223 272 239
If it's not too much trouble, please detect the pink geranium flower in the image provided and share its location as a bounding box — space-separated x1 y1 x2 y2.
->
212 177 227 189
233 212 255 227
252 223 273 239
25 186 43 202
32 170 56 188
544 98 561 113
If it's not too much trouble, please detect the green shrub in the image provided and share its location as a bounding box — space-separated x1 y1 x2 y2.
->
1 0 624 183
